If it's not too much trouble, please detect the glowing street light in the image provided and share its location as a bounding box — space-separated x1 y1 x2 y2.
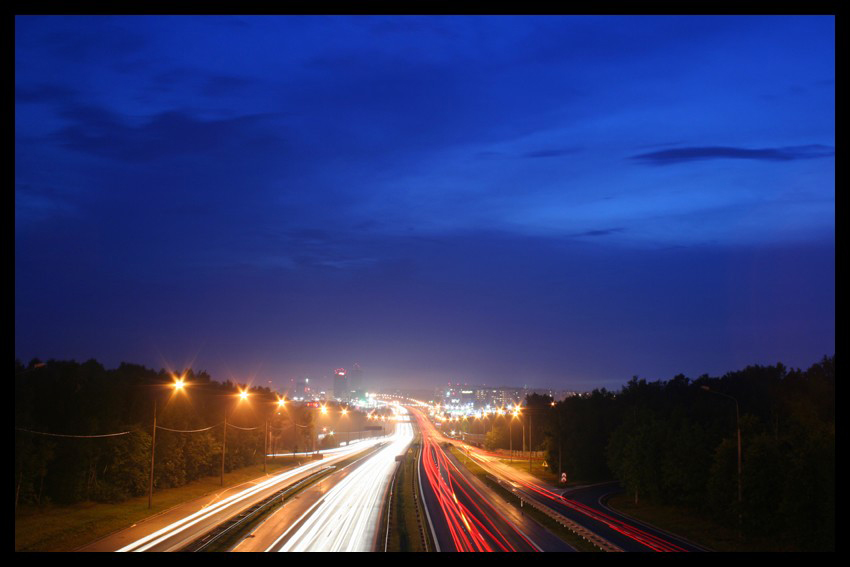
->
222 387 250 486
149 373 189 508
510 405 522 462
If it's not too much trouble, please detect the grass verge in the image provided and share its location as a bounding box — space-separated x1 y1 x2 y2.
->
605 493 798 552
15 457 301 552
497 455 560 485
384 436 430 552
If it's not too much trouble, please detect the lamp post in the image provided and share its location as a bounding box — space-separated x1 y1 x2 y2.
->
222 388 250 486
509 417 513 461
318 404 329 454
553 401 562 480
149 374 186 509
701 385 742 536
341 407 349 445
510 406 522 462
528 412 531 472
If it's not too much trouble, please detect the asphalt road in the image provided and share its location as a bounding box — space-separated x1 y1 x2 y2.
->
84 436 393 552
413 407 572 552
265 411 414 551
445 437 708 552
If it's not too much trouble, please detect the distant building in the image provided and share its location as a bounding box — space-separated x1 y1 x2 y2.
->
287 377 312 400
333 368 348 401
350 362 363 392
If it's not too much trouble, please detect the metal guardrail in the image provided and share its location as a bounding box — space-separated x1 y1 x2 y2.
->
383 459 402 551
416 444 438 552
486 475 623 552
411 446 431 552
180 466 336 552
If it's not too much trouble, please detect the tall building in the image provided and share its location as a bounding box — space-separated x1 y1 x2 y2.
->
333 368 348 401
350 362 363 392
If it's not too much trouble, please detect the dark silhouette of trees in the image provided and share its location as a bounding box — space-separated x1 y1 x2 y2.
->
14 354 833 549
14 359 279 507
538 356 833 550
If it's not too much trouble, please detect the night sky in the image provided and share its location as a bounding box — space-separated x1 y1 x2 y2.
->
15 16 834 392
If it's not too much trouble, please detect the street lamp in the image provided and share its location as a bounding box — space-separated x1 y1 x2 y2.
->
554 402 562 480
340 407 349 444
701 385 742 536
149 373 187 509
523 408 531 473
222 387 250 486
510 406 521 462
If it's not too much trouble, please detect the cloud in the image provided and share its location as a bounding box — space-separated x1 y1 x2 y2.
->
522 147 582 159
52 104 289 163
15 84 77 104
201 74 256 97
573 227 625 237
631 144 834 165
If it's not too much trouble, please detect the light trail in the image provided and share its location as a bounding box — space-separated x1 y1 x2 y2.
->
412 408 540 552
116 435 391 552
269 407 414 552
457 437 691 552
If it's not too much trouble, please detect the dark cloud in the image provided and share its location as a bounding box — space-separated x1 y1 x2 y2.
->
631 144 834 165
522 148 582 159
15 84 77 104
573 228 625 237
53 105 290 163
201 75 256 96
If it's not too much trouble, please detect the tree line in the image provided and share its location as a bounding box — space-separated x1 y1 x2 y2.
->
539 355 834 551
14 359 311 508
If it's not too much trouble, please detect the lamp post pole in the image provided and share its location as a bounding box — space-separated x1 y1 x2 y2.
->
558 407 562 480
221 389 250 486
701 386 742 536
148 398 157 509
528 410 532 473
149 375 185 508
221 406 227 486
509 418 513 461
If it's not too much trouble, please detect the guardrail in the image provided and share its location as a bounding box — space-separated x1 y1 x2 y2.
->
180 466 336 552
486 475 623 552
382 459 402 551
412 445 431 552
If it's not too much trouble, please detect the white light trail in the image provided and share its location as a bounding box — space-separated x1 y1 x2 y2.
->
116 436 388 552
271 408 414 552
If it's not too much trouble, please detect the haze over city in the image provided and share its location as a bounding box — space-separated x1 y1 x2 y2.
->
15 15 834 392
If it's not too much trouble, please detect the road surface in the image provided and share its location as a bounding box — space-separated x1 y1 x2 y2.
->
413 407 572 552
265 406 414 551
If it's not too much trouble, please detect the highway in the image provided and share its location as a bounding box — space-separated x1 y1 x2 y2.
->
114 436 392 552
266 406 414 551
413 407 572 552
102 400 701 553
439 432 708 552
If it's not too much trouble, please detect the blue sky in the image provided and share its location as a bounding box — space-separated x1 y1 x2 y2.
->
15 15 834 392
